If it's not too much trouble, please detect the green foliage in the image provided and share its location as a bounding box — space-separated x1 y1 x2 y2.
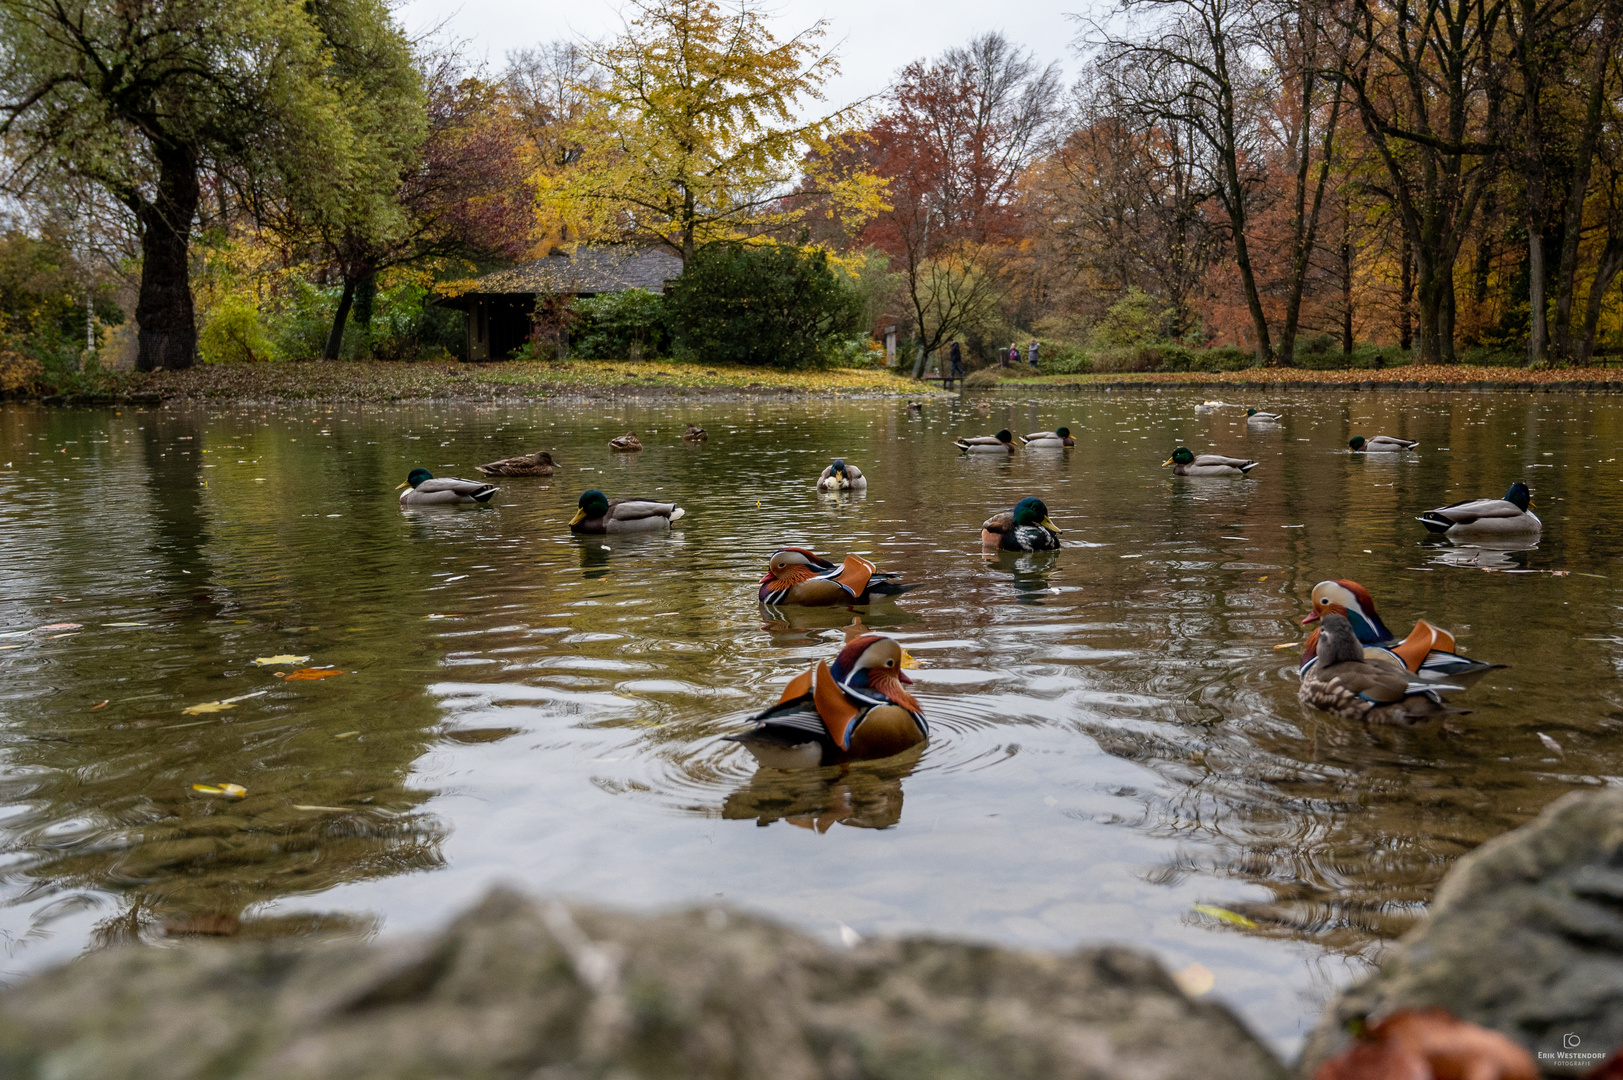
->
570 289 669 359
665 244 863 368
199 292 276 363
1034 339 1090 375
0 227 120 388
1092 288 1172 349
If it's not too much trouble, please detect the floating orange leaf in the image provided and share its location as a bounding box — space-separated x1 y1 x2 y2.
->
278 667 345 681
90 700 108 711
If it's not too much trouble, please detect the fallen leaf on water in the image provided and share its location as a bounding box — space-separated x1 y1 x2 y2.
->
292 804 352 812
106 622 148 628
191 782 247 798
333 730 360 739
277 667 345 681
35 623 82 632
253 654 310 666
0 644 23 651
1537 732 1564 758
1273 642 1300 650
1171 962 1215 996
90 700 108 710
1551 570 1570 577
1192 904 1257 928
181 690 267 715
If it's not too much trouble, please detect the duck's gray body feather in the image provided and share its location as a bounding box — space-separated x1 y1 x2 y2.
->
401 477 498 505
1418 499 1541 537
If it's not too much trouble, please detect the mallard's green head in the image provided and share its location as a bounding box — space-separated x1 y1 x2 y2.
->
831 457 847 477
1504 481 1533 511
571 489 610 526
1246 408 1260 417
1348 436 1367 451
1012 496 1061 534
1055 427 1071 439
1164 447 1195 467
399 468 433 490
995 429 1013 443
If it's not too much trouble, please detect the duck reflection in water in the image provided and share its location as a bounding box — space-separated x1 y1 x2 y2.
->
722 751 920 831
986 548 1062 604
1424 534 1541 571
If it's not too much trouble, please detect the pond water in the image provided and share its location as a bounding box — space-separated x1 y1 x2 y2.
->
2 391 1621 1054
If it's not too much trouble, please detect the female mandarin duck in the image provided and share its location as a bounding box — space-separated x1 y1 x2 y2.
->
758 548 917 605
397 468 498 506
1163 447 1258 476
981 497 1062 551
726 635 927 767
475 450 558 477
1349 435 1419 453
1298 613 1467 725
954 429 1016 453
816 458 868 491
1418 482 1541 538
569 489 684 533
1020 427 1075 447
609 431 643 452
1299 579 1498 680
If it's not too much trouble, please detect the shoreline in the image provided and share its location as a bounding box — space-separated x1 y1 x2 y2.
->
979 362 1623 393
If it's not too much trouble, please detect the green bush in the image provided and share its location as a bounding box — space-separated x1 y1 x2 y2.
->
665 243 862 368
199 291 275 363
570 289 668 359
1034 339 1091 375
1092 287 1172 348
0 227 120 387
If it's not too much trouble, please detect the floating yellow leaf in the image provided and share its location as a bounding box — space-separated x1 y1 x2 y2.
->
278 667 345 681
181 690 267 715
1192 904 1257 928
900 649 920 669
253 655 310 666
192 783 246 798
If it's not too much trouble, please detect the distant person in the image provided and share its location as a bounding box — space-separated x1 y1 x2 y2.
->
949 339 964 377
1006 342 1019 368
1028 339 1040 371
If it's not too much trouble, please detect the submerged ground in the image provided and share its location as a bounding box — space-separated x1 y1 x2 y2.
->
1 392 1619 1056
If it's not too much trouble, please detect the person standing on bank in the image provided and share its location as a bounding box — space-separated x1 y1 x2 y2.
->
1028 339 1039 371
1006 342 1019 368
949 339 964 378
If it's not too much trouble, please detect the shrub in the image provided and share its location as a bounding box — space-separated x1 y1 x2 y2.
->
962 367 1002 388
1092 287 1172 348
199 291 275 363
570 289 668 360
665 243 863 368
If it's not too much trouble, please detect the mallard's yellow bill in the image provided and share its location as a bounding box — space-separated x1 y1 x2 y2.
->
1161 457 1174 466
1040 515 1062 534
395 481 408 490
568 508 586 526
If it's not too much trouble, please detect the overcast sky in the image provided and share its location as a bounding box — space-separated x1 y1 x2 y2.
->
398 0 1107 111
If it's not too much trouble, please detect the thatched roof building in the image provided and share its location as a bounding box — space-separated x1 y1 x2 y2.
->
440 245 683 361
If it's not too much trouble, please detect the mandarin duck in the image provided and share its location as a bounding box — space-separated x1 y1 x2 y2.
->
981 497 1062 551
1020 427 1075 447
397 468 498 506
682 425 707 442
1299 579 1499 680
1418 482 1540 538
1164 447 1258 476
1349 435 1419 453
725 635 927 767
609 431 643 452
759 548 918 606
569 489 684 533
1298 613 1468 725
475 450 558 477
816 458 868 491
1247 408 1283 423
954 429 1016 453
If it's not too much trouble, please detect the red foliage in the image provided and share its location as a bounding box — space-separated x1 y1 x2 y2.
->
1314 1009 1537 1080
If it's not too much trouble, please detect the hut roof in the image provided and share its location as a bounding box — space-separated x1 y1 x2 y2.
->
463 245 683 296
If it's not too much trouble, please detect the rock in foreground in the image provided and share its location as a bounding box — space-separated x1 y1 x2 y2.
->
0 889 1285 1080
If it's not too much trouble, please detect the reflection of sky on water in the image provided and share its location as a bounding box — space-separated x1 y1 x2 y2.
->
2 393 1621 1058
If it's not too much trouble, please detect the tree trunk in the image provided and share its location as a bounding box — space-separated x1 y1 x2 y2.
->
1577 235 1623 363
1400 234 1414 350
324 276 358 361
1341 199 1354 354
353 269 378 359
133 145 201 372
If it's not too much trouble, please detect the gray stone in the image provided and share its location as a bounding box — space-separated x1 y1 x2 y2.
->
1299 787 1623 1077
0 889 1286 1080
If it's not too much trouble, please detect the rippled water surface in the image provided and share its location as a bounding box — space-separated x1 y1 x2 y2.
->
3 392 1622 1052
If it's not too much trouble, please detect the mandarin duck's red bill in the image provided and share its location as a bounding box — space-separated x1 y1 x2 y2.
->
758 548 920 606
725 635 928 768
1299 579 1500 681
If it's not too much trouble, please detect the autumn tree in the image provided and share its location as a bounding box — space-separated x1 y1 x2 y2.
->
547 0 882 261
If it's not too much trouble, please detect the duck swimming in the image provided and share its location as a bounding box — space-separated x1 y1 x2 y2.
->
609 432 643 452
759 548 918 606
569 489 684 533
1163 447 1258 476
954 429 1016 454
397 468 498 506
1020 427 1075 447
981 497 1062 551
725 635 927 767
816 458 868 491
682 425 707 442
1418 482 1540 538
1349 435 1419 453
1247 408 1283 423
1298 612 1468 725
1299 579 1499 680
475 450 559 477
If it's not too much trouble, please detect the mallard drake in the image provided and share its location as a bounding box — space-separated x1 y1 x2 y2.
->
816 458 867 491
1020 427 1075 447
1349 435 1419 453
759 548 918 606
981 497 1062 551
1418 482 1540 537
609 431 643 452
1247 408 1283 423
475 450 558 477
397 468 498 506
569 489 684 533
725 635 927 767
1164 447 1258 476
1298 613 1468 725
682 425 707 442
1299 579 1499 680
954 429 1016 453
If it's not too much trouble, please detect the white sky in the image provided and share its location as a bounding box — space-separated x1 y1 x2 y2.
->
399 0 1105 112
